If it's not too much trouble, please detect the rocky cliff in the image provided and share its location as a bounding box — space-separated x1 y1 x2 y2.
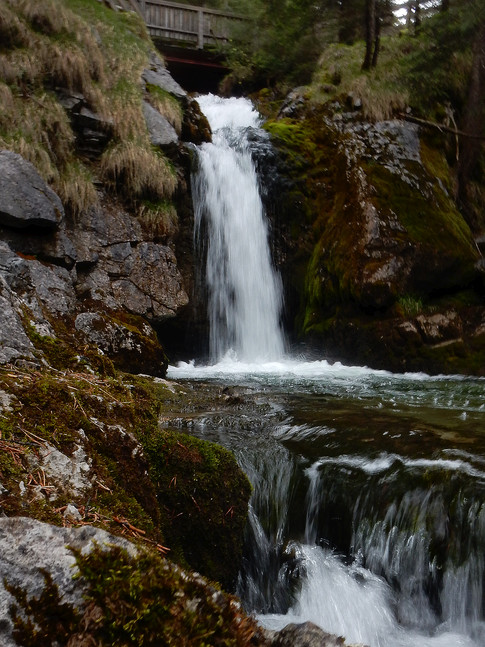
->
0 0 208 377
257 90 485 375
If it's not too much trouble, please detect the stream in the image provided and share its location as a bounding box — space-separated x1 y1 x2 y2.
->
167 95 485 647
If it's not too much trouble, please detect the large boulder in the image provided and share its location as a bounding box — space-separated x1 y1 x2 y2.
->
0 151 64 229
262 100 485 374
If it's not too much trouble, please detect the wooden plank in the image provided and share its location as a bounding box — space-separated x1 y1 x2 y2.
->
144 0 243 19
133 0 245 48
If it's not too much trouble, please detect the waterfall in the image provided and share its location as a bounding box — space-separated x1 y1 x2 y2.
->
192 95 285 363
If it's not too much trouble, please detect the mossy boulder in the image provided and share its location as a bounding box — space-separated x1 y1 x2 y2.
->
263 99 484 374
0 366 252 588
74 310 169 376
147 430 252 590
0 518 267 647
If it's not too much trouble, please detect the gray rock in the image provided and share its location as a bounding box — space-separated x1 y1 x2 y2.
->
0 273 35 364
416 310 463 345
57 91 113 158
143 100 179 148
0 517 136 647
142 52 187 102
74 310 168 375
0 151 64 229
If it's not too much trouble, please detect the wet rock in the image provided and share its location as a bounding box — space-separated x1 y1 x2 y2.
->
0 151 64 230
278 87 307 118
143 100 179 149
182 98 212 144
270 621 367 647
70 204 188 321
74 311 169 376
416 311 463 345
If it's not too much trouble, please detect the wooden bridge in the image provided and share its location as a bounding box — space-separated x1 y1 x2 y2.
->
105 0 243 50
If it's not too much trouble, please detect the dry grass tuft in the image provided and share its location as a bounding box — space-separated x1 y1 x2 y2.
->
0 83 14 115
347 75 409 121
55 161 98 218
101 141 177 202
6 135 59 184
3 47 44 88
38 40 106 104
0 54 18 85
38 96 75 166
12 0 70 37
106 97 146 141
146 86 183 134
310 38 409 122
137 201 179 240
0 94 74 184
0 0 176 220
0 4 30 50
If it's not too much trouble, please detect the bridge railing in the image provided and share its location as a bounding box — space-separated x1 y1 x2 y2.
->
133 0 242 49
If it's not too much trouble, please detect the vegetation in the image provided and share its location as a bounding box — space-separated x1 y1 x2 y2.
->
0 362 251 587
0 0 177 223
7 544 265 646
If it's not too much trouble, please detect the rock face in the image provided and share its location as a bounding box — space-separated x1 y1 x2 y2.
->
269 622 368 647
143 99 179 148
0 51 199 376
259 97 485 374
0 151 64 229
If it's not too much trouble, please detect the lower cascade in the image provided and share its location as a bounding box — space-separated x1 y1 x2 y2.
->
170 95 485 647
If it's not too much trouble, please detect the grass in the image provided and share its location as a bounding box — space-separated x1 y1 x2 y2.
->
309 36 410 121
138 200 179 240
101 141 177 202
0 0 176 218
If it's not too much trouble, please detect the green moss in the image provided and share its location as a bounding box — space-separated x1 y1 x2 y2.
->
397 295 424 318
146 429 252 589
363 161 479 283
0 367 252 584
7 544 264 647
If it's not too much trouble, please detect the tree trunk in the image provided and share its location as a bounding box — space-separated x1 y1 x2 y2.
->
371 15 381 67
414 1 421 30
456 20 485 225
362 0 376 69
441 0 450 11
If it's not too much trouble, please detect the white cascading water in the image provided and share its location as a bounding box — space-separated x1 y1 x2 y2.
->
192 94 284 363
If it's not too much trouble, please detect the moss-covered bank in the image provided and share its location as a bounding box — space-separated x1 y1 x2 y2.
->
0 361 251 590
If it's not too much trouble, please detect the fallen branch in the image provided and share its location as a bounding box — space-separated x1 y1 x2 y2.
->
398 113 485 140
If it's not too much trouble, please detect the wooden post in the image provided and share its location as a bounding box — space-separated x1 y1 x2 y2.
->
197 8 204 49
